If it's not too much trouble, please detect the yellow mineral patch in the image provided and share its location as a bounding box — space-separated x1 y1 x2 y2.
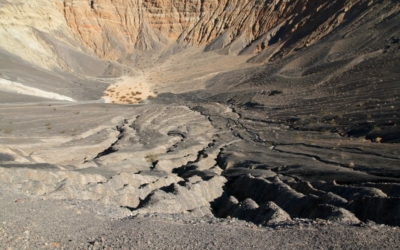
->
102 76 157 104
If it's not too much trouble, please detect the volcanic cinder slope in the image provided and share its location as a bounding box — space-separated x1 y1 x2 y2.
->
1 0 400 248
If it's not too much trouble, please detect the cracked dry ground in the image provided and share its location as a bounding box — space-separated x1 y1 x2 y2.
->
1 93 400 227
0 86 400 248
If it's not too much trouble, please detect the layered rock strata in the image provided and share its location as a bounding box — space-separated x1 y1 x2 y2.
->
63 0 382 61
0 0 394 74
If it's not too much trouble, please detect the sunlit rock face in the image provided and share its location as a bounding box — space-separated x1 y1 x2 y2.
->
63 0 375 60
0 0 376 68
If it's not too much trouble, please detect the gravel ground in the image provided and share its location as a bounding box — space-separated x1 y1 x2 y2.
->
1 191 399 250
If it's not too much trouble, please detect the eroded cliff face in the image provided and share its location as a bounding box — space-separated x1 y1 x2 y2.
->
0 0 392 71
62 0 382 62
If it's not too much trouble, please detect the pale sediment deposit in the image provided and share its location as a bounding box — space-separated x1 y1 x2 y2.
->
102 76 157 104
0 78 76 102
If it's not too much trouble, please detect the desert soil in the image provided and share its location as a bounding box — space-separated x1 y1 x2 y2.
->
1 191 399 250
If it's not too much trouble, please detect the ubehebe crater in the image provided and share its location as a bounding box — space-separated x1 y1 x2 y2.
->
0 0 400 248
